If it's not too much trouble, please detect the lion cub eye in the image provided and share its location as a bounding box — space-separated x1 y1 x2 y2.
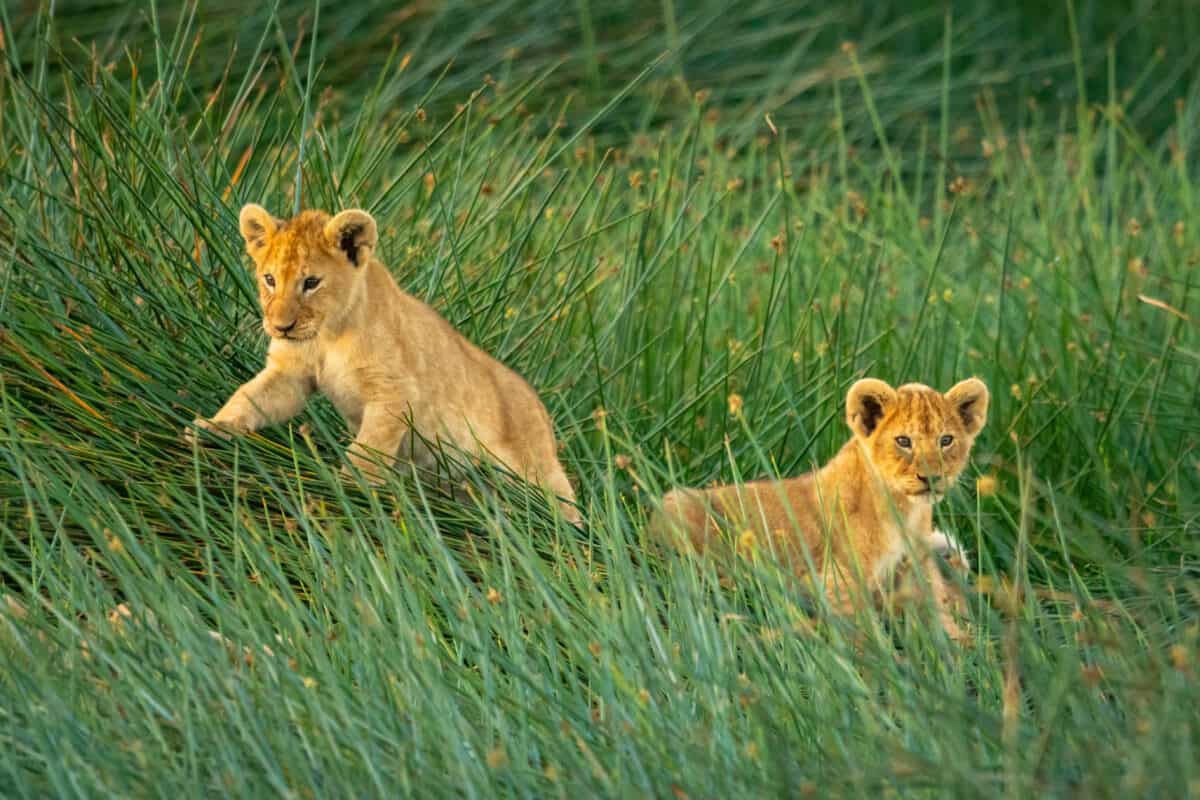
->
263 274 275 288
894 436 912 449
303 276 322 292
940 435 954 447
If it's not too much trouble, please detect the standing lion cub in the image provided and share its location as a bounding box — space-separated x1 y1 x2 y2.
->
649 378 989 641
188 204 578 522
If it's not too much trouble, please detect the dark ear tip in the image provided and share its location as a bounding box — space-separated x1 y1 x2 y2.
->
324 210 377 266
338 228 361 266
847 378 895 437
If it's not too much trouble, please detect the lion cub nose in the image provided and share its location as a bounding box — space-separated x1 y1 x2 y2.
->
274 320 297 335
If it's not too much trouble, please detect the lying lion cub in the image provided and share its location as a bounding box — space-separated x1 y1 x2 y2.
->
188 204 578 522
650 378 989 642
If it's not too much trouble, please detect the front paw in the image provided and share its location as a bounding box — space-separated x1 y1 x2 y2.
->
184 417 237 445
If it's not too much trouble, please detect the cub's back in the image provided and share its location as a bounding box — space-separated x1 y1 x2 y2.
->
651 473 830 564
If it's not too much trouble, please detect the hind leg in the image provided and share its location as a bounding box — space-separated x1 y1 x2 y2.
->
482 443 580 524
517 456 579 524
542 462 581 524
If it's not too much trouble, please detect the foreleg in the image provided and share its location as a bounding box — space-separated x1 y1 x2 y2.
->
188 367 311 441
343 404 410 483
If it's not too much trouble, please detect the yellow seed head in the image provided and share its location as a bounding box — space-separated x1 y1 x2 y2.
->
486 747 508 769
1169 644 1189 671
737 529 757 554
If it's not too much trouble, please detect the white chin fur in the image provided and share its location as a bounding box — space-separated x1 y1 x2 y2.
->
929 529 971 572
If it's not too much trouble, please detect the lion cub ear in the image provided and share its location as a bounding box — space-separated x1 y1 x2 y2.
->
239 204 279 258
846 378 898 439
945 378 989 436
324 209 378 267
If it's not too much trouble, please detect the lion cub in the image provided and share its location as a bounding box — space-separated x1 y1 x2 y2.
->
650 378 989 641
188 204 578 522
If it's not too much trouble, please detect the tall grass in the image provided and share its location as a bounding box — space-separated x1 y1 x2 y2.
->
1 2 1197 796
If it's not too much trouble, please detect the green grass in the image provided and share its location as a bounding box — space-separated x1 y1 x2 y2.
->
1 2 1198 796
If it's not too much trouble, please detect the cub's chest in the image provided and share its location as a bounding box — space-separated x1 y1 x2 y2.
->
314 347 366 424
870 505 930 584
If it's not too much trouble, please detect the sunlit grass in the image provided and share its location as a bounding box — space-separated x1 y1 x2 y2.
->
0 2 1197 796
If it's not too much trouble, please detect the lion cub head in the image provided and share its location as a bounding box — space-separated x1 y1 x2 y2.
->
238 204 378 340
846 377 989 502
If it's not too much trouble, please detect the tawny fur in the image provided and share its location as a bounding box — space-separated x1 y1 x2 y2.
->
649 378 989 642
187 204 578 522
928 529 971 572
880 528 974 622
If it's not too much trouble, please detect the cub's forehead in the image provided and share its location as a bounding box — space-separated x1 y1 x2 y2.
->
888 384 955 432
257 211 332 272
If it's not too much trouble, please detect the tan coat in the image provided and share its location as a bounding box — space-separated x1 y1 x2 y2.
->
650 378 990 641
189 205 577 522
